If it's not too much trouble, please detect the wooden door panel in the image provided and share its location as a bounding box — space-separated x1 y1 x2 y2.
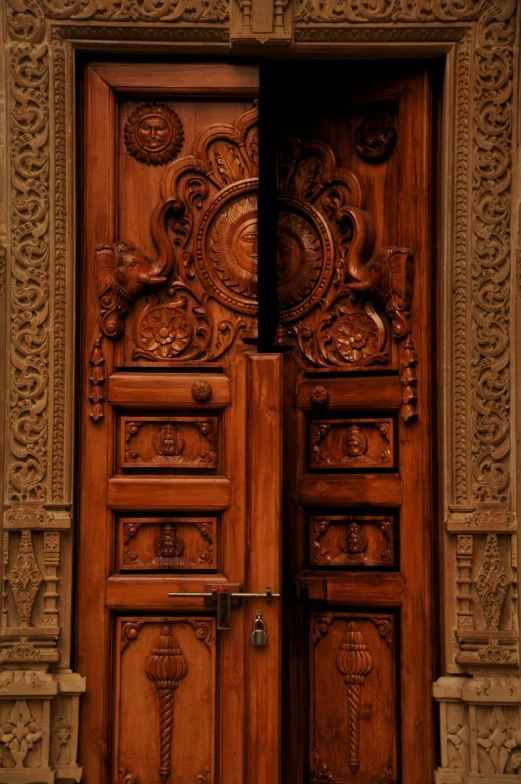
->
79 62 282 784
311 613 397 784
277 61 435 783
117 517 218 572
114 617 215 784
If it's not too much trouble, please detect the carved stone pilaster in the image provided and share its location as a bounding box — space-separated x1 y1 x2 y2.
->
434 677 521 782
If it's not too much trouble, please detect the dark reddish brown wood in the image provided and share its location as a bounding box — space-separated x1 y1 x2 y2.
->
277 61 436 784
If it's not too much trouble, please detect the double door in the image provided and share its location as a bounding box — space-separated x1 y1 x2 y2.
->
78 60 436 783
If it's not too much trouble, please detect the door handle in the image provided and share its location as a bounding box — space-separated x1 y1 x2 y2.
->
168 585 280 630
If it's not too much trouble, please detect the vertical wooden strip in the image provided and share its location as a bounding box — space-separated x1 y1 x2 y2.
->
397 67 435 781
218 356 248 781
77 64 116 784
244 354 282 784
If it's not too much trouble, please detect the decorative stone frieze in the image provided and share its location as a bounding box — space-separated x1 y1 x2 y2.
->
1 0 519 781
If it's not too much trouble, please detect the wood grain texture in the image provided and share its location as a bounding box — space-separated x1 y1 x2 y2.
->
108 372 231 408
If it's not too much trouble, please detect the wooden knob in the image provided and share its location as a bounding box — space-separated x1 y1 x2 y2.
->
310 385 328 406
191 380 213 402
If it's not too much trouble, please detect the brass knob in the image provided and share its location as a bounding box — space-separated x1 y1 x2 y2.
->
191 380 212 402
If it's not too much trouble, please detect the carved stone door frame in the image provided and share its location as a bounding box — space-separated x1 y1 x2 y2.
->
0 2 519 782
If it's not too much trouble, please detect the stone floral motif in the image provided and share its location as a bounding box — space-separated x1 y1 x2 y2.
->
477 706 521 774
0 700 43 767
139 306 191 359
7 531 43 627
474 535 510 631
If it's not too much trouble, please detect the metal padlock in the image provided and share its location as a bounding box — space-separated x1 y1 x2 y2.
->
250 611 268 646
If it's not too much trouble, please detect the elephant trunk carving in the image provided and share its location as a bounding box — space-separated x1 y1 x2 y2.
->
340 204 414 341
95 195 183 339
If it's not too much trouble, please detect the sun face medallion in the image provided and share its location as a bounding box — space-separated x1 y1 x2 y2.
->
124 103 184 165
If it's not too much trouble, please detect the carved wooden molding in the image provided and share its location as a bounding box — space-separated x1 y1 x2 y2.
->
1 2 519 782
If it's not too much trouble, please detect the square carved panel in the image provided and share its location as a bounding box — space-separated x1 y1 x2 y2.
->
311 612 397 783
120 416 218 469
309 418 395 470
117 517 216 571
310 515 395 568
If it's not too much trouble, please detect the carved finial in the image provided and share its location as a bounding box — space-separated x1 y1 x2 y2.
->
146 625 188 784
336 622 373 774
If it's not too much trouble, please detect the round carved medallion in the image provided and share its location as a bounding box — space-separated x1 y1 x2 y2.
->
209 195 258 297
276 197 334 324
124 103 184 166
198 183 259 314
354 114 397 162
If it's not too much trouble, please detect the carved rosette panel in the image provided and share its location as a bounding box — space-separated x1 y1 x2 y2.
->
311 515 394 567
274 135 418 420
121 417 217 469
116 618 214 784
311 613 396 783
118 517 216 571
310 419 394 470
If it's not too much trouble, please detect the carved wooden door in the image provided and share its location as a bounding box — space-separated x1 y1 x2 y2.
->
272 62 436 784
78 59 437 784
78 63 281 784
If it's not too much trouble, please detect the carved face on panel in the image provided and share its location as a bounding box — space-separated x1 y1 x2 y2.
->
124 103 184 165
155 524 184 559
342 425 368 458
153 424 184 457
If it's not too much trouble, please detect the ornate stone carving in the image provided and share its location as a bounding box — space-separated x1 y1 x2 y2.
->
0 700 43 768
353 114 397 162
336 622 373 775
124 103 184 166
474 535 510 631
7 532 43 627
145 625 188 784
